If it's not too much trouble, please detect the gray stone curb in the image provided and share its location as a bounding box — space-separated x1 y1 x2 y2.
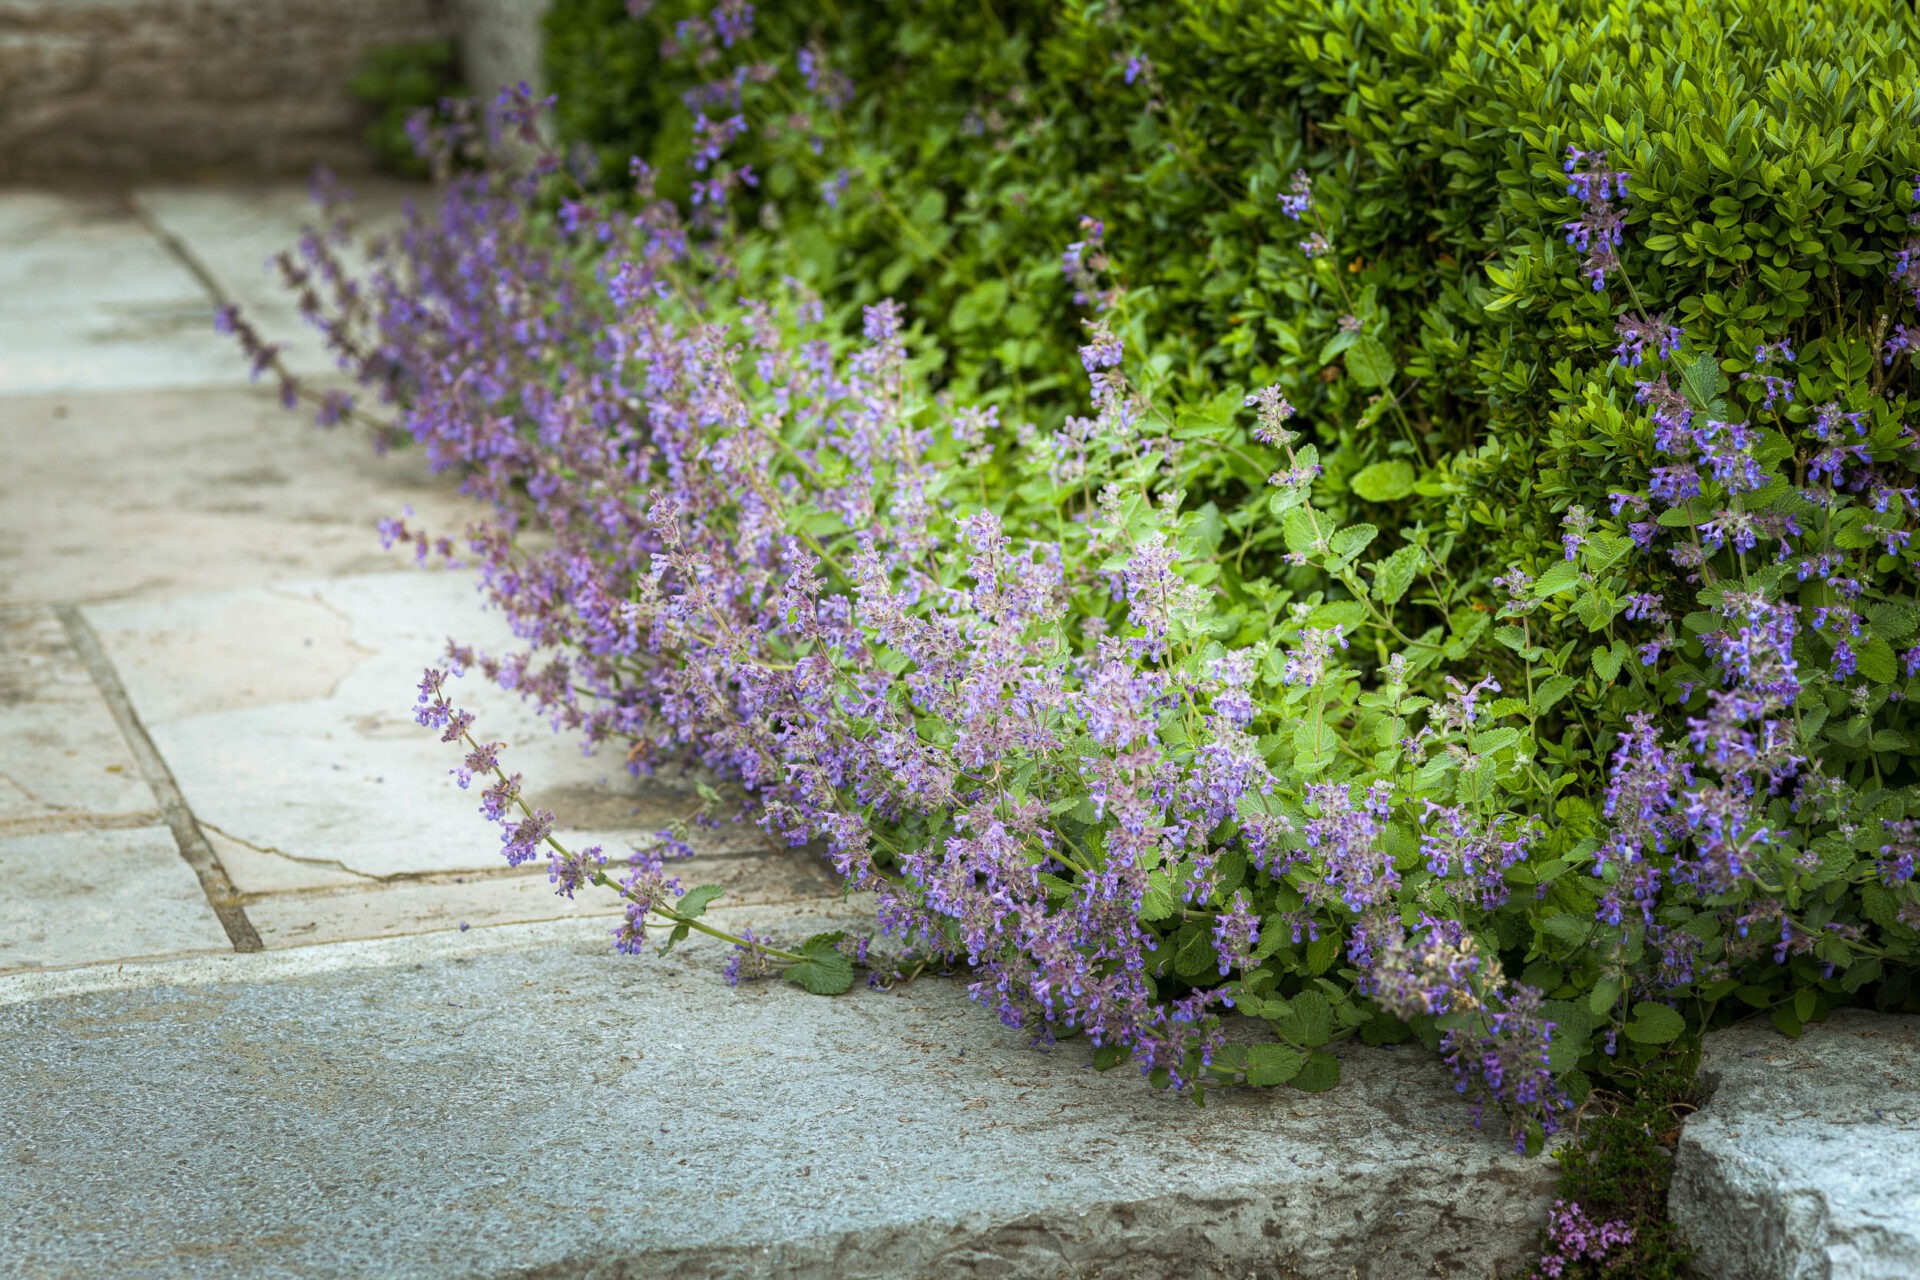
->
1672 1009 1920 1280
1 909 1557 1280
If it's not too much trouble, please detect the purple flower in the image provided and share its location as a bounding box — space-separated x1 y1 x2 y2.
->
1211 891 1259 975
1281 626 1347 687
1277 170 1314 220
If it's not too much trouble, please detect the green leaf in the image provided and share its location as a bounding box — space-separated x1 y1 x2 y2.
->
1350 460 1416 502
1140 870 1179 922
1544 913 1593 947
1345 336 1395 388
1681 354 1728 413
1532 561 1581 597
1291 1049 1341 1092
1857 638 1897 685
1174 923 1218 981
1291 989 1334 1046
1092 1043 1131 1072
1305 931 1340 976
1588 976 1623 1017
1330 523 1379 564
1244 1042 1305 1086
1593 643 1625 682
675 884 726 920
783 935 855 995
1575 591 1622 632
1533 674 1577 715
1372 544 1426 605
1623 1000 1685 1045
1585 533 1634 571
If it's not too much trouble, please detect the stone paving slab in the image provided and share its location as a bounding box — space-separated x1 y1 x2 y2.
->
0 911 1559 1280
0 386 471 608
239 851 841 950
132 182 423 378
0 606 158 832
86 571 766 881
1671 1009 1920 1280
0 190 238 394
0 826 230 972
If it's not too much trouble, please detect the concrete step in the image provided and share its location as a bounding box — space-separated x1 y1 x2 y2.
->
0 911 1558 1280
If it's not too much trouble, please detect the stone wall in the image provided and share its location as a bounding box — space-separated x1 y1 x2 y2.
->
0 0 455 181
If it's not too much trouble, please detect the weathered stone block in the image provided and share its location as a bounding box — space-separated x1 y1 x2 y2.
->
1672 1009 1920 1280
0 913 1562 1277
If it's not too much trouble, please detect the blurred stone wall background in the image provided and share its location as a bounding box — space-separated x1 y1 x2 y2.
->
0 0 549 181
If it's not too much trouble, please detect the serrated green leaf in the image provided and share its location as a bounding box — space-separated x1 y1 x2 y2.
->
1532 561 1582 597
1291 1049 1341 1092
1623 1000 1685 1044
1350 460 1416 502
1533 674 1577 715
1140 869 1179 922
1588 976 1622 1017
1331 523 1379 564
1345 336 1395 388
675 884 726 920
1372 544 1426 605
1857 638 1897 684
784 936 855 995
1593 643 1625 682
1544 912 1593 947
1245 1042 1305 1086
1291 989 1334 1046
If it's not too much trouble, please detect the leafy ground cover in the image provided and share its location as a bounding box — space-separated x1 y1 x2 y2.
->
224 0 1920 1213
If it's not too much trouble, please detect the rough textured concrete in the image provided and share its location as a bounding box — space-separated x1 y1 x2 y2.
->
0 607 158 831
1672 1010 1920 1280
86 572 773 883
0 0 449 180
0 825 229 971
0 911 1559 1279
0 386 469 607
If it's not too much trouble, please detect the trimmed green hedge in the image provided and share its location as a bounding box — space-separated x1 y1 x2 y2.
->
544 0 1920 532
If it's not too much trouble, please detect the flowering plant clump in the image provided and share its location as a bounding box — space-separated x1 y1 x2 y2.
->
229 4 1917 1154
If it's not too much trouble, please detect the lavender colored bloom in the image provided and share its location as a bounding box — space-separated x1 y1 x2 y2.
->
1277 170 1313 220
1211 890 1259 975
1562 147 1628 290
1281 626 1347 687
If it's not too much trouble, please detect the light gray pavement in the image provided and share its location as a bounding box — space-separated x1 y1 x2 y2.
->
0 185 830 972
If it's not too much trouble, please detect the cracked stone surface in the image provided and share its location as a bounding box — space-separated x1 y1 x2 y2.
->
0 608 157 832
1672 1009 1920 1279
86 572 774 878
0 912 1559 1279
0 827 230 972
0 386 470 608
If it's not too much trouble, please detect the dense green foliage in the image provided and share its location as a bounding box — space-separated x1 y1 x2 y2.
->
349 40 463 178
542 0 1920 1053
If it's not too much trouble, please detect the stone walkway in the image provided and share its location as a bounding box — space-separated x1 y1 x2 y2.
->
0 184 835 971
3 183 1911 1280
